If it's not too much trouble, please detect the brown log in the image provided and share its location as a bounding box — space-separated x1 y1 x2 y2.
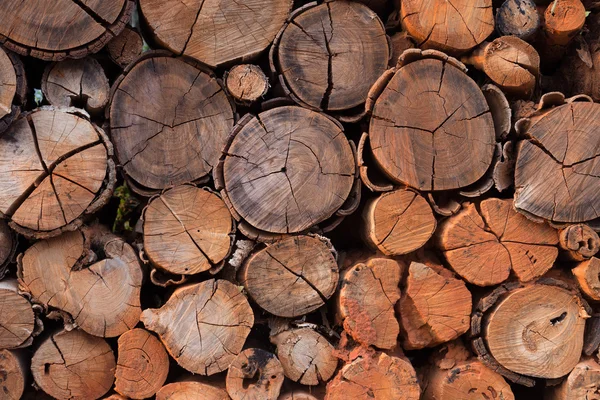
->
240 235 338 317
337 256 402 349
141 279 254 375
31 329 116 400
108 52 235 194
495 0 541 41
559 223 600 261
225 64 269 105
0 47 26 135
399 262 471 350
572 257 600 301
279 391 319 400
103 395 128 400
544 0 586 46
0 279 36 349
41 57 110 115
106 26 143 68
361 189 436 256
389 31 416 67
0 220 17 280
115 328 169 399
142 184 234 275
217 106 356 235
0 349 27 400
545 358 600 399
139 0 292 68
156 381 229 400
19 226 143 337
0 108 116 238
437 199 559 286
225 348 284 400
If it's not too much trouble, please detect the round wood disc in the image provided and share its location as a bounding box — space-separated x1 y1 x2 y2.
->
139 0 293 68
0 350 26 400
0 0 132 60
515 102 600 222
0 282 35 349
110 54 234 193
107 26 143 68
156 382 229 400
369 58 495 191
276 1 389 112
223 106 355 233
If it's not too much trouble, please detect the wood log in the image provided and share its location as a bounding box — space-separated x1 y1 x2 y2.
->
0 349 27 400
0 279 36 349
104 395 127 400
142 184 234 275
106 26 143 68
545 358 600 400
141 279 254 375
437 199 559 286
389 31 416 67
401 0 494 55
361 189 436 256
399 262 471 350
225 348 284 400
0 108 116 238
543 0 586 47
225 64 269 105
337 256 402 349
31 329 116 400
272 1 389 113
271 327 338 385
368 52 495 191
139 0 292 68
572 257 600 301
495 0 541 41
240 235 338 317
0 220 17 280
108 52 235 194
217 106 355 235
19 226 143 337
0 47 26 135
156 381 229 400
115 328 169 399
514 102 600 223
279 391 318 400
559 223 600 261
41 57 110 115
0 0 133 60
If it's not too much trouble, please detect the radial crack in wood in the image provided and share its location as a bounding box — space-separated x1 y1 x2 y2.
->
106 26 143 68
225 64 269 105
0 279 35 350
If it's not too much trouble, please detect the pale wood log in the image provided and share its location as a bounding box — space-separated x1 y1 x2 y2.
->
225 64 269 105
0 279 36 349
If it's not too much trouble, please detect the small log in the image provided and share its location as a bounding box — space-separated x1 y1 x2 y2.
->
544 0 586 47
0 108 116 238
559 224 600 261
142 184 234 275
545 358 600 400
115 328 169 399
495 0 541 41
399 262 471 350
139 0 292 68
19 226 143 337
109 52 235 194
279 392 318 400
0 47 26 135
271 327 338 385
141 279 254 375
572 257 600 301
0 349 27 400
0 279 35 349
106 26 143 68
225 64 269 105
218 106 355 235
389 32 416 67
437 199 559 286
225 348 284 400
361 189 436 256
156 381 229 400
31 329 116 400
41 57 110 115
401 0 494 54
584 313 600 355
337 256 402 349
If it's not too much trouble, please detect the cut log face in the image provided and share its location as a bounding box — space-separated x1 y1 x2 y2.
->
559 223 600 261
0 280 35 349
515 102 600 223
115 328 169 399
369 58 495 191
0 349 27 400
143 185 234 275
225 348 284 400
271 327 338 385
106 26 143 68
544 0 586 47
19 228 143 337
141 279 254 375
399 262 471 350
139 0 292 68
275 1 389 111
42 57 110 115
221 106 355 234
437 199 559 286
545 358 600 400
279 392 319 400
31 329 116 400
401 0 494 55
109 54 234 193
338 257 401 349
0 108 114 237
362 189 436 255
572 257 600 301
0 47 17 120
225 64 269 105
156 381 229 400
240 235 338 318
0 221 16 280
0 0 133 60
495 0 540 41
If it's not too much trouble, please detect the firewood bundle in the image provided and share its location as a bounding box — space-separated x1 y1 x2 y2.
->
1 0 600 399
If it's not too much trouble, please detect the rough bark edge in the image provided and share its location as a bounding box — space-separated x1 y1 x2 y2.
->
223 65 270 106
0 49 27 136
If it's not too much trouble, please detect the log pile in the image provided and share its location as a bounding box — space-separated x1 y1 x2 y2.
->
2 1 600 399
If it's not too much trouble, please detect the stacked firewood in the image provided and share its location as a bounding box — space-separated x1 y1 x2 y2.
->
0 0 600 399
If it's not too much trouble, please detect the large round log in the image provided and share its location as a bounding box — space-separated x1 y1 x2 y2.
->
0 47 26 135
0 279 36 349
225 348 284 400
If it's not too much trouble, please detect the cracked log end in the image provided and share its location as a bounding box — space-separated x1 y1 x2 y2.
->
0 279 35 349
369 57 495 191
0 220 17 280
0 0 133 61
143 184 234 275
226 348 284 400
31 329 115 400
437 199 559 286
545 358 600 400
274 1 389 112
240 235 339 318
572 257 600 301
495 0 540 42
544 0 586 47
19 227 143 338
0 349 27 400
225 64 269 105
156 381 229 400
559 223 600 261
106 26 143 68
42 57 110 115
221 105 355 234
140 279 254 375
109 53 235 194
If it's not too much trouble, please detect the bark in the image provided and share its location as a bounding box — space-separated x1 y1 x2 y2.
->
225 64 269 105
572 257 600 301
0 349 28 400
156 381 229 400
559 223 600 261
496 0 541 41
545 358 600 400
0 47 26 135
0 279 36 349
106 26 143 68
225 348 284 400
